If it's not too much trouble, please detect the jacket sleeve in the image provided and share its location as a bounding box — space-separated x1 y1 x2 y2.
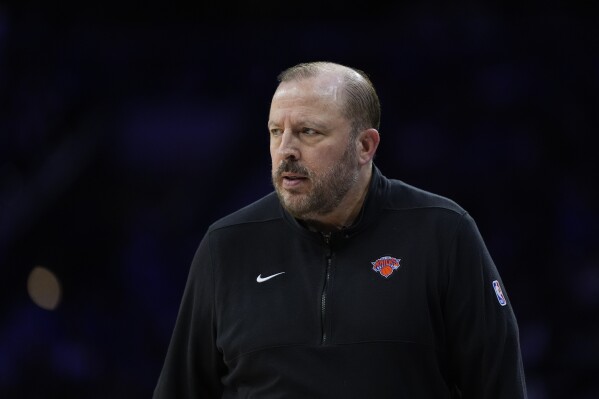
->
443 213 527 398
153 233 226 399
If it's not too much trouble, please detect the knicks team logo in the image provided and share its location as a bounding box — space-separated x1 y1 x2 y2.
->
492 280 507 306
371 256 401 278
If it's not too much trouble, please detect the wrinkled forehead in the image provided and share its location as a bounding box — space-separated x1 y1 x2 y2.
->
273 73 346 104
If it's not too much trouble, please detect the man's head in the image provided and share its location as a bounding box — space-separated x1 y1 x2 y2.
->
268 61 381 229
277 62 381 135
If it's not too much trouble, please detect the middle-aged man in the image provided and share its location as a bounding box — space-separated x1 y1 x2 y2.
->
153 61 528 398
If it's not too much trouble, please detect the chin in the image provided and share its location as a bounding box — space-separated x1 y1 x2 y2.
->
280 196 309 216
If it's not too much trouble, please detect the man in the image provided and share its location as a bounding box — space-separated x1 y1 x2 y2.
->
153 61 527 398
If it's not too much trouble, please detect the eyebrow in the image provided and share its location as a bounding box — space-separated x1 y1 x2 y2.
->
267 119 328 131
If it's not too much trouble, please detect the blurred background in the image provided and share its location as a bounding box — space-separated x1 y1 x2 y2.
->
1 2 597 398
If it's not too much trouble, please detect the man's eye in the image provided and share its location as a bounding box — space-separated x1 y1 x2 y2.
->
301 128 318 135
270 129 282 137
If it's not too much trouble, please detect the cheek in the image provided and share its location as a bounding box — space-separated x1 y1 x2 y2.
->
270 150 281 173
308 146 344 167
270 148 279 164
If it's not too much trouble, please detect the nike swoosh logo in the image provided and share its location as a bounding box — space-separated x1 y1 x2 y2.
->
256 272 286 283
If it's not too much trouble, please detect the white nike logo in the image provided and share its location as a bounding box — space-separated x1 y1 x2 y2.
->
256 272 286 283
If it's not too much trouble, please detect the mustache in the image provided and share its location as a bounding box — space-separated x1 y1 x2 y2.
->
275 160 310 178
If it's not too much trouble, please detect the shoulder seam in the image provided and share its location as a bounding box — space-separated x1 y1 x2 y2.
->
209 216 282 233
382 205 468 216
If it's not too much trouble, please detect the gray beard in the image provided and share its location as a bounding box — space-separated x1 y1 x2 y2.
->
272 143 359 220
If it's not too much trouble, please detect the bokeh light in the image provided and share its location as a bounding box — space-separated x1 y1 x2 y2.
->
27 266 62 311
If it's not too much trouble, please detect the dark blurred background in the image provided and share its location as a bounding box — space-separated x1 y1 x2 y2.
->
1 2 598 398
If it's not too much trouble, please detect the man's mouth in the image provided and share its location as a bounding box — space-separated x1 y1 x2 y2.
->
281 173 308 188
282 173 307 181
276 161 310 189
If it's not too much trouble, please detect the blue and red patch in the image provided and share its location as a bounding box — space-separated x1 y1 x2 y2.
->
371 256 401 278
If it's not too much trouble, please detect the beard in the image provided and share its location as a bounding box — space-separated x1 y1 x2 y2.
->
272 140 359 220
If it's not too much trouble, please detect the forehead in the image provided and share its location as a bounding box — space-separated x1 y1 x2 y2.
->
274 73 343 99
269 75 346 121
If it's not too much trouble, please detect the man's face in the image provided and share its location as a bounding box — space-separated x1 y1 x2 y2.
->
268 74 360 220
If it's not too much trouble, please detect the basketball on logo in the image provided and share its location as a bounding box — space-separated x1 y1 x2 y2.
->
380 265 394 277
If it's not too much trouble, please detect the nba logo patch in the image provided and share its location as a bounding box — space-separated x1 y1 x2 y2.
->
371 256 401 278
492 280 507 306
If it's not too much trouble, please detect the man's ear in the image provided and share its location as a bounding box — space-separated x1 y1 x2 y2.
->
356 128 380 165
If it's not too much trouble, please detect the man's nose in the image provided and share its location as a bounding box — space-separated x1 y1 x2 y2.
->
277 130 300 160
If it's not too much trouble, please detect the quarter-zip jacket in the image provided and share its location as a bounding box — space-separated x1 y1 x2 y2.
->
153 166 527 398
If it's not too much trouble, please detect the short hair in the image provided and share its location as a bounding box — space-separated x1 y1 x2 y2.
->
277 61 381 134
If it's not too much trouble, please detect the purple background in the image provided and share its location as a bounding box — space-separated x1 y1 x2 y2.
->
1 3 598 398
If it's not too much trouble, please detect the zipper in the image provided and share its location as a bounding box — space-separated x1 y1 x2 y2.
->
321 233 332 345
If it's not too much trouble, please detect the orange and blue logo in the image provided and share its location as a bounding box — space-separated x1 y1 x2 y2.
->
371 256 401 278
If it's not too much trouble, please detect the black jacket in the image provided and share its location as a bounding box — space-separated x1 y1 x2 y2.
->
153 166 527 398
